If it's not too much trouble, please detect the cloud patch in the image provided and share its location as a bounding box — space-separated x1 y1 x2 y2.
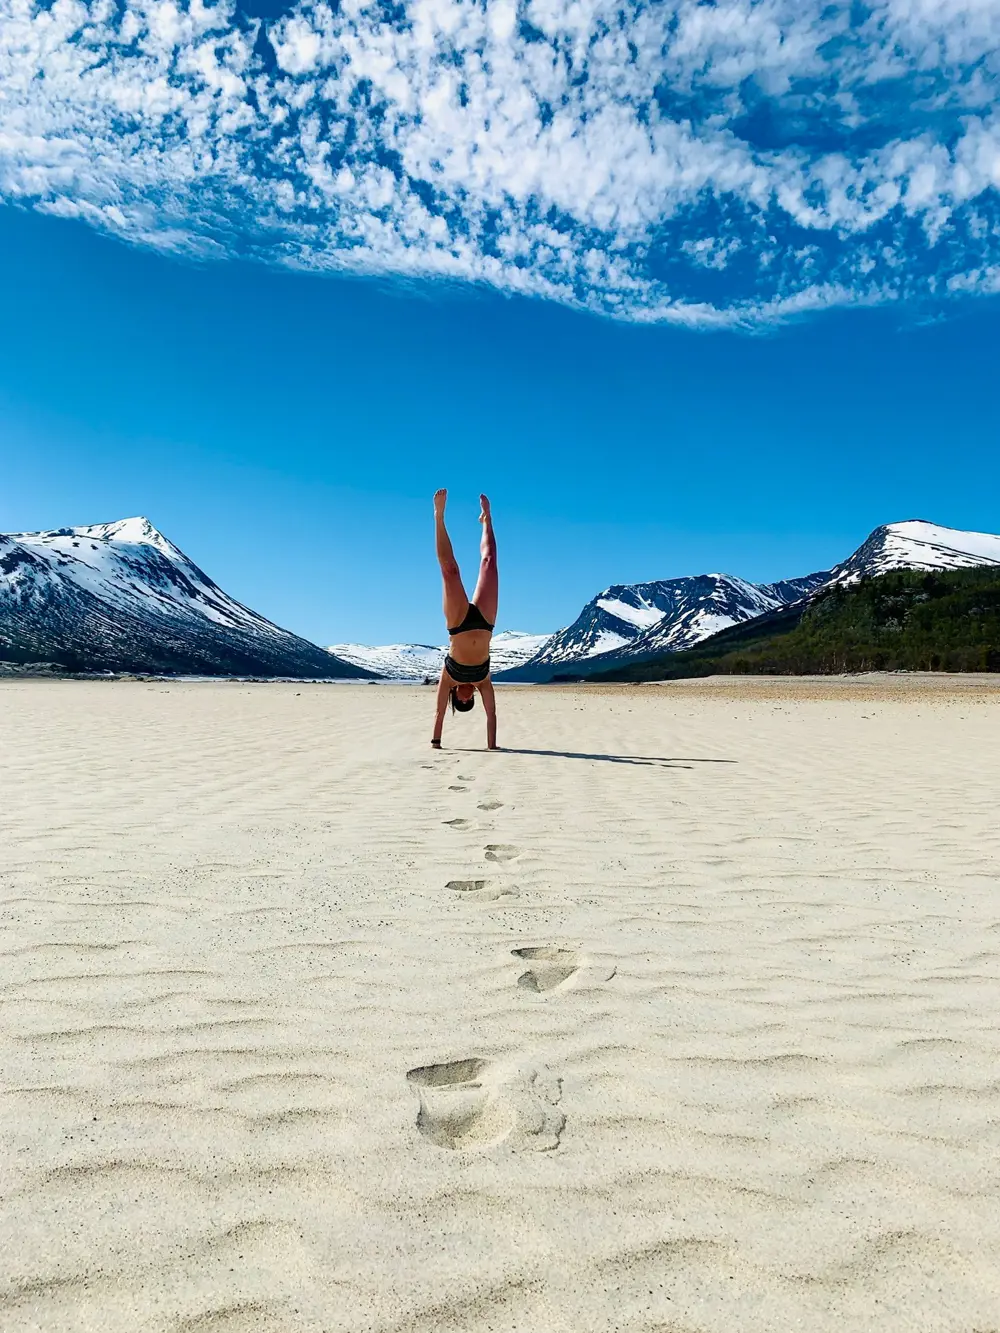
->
2 0 1000 323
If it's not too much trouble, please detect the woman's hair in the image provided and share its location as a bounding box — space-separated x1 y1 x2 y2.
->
450 687 476 713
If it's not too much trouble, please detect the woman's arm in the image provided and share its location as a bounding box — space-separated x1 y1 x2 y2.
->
478 679 498 750
431 674 451 746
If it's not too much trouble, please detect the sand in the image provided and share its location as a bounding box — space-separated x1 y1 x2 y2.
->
1 676 999 1332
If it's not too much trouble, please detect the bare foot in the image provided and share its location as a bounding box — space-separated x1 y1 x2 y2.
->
434 489 447 517
479 493 491 523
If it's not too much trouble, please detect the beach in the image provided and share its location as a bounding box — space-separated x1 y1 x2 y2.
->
2 675 1000 1332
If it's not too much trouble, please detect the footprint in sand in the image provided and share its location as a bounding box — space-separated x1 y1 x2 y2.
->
457 774 474 781
443 818 471 828
485 843 520 862
446 879 518 903
447 878 487 893
448 785 469 792
513 946 582 993
406 1058 564 1152
405 1059 510 1150
477 800 504 811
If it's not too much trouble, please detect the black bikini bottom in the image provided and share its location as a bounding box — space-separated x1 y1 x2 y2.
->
444 654 490 684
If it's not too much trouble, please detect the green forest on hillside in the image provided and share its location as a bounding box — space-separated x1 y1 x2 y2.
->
588 567 1000 682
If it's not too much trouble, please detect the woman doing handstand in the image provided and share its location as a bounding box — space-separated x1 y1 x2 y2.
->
431 489 498 750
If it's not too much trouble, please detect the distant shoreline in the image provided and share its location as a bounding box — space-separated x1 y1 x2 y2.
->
5 666 1000 701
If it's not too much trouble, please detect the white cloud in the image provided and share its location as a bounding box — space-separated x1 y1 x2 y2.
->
1 0 1000 323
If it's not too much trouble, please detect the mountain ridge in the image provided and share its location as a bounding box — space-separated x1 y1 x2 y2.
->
587 565 1000 682
494 571 830 682
5 516 997 681
495 520 1000 682
328 630 551 680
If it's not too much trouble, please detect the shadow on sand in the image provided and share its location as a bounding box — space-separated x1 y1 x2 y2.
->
453 748 737 768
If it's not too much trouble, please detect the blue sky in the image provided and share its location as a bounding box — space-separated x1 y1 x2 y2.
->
2 0 1000 643
3 202 999 644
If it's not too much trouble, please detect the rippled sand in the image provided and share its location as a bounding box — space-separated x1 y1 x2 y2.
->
2 676 999 1332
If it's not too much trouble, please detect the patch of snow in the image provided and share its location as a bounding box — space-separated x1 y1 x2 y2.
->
588 629 632 656
594 597 665 630
880 521 1000 568
683 611 739 637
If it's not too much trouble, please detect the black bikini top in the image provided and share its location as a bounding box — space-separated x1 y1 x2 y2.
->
449 602 495 636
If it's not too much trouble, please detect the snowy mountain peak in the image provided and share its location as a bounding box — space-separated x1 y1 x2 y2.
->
1 517 364 678
830 519 1000 583
18 515 169 546
10 517 259 631
883 519 1000 563
89 516 175 550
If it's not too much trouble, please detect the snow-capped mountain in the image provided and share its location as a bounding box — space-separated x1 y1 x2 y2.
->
496 572 828 682
328 630 552 680
0 517 366 678
827 520 1000 583
327 642 445 681
497 519 1000 682
490 630 554 671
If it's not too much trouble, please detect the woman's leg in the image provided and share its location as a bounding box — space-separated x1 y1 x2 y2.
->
435 489 469 628
471 493 498 623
